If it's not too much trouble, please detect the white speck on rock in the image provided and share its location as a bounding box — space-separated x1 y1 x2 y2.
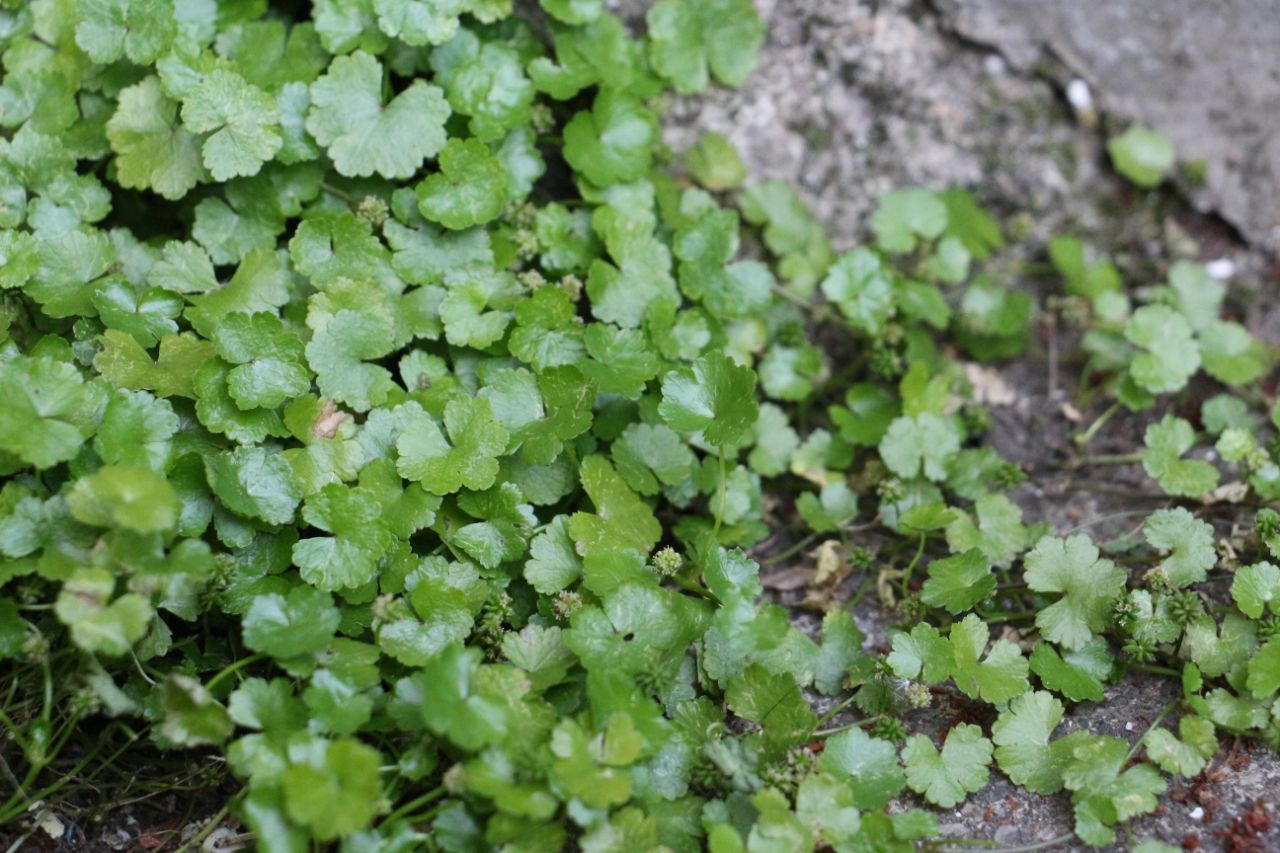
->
1189 806 1205 820
1066 79 1093 111
1206 258 1236 279
1065 78 1097 126
36 809 66 840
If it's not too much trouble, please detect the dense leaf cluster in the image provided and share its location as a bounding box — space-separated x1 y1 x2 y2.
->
0 1 1278 850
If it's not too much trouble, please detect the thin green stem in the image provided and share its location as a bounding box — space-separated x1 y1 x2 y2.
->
844 573 875 611
670 574 716 602
1046 312 1059 399
770 285 841 324
1125 699 1178 761
40 658 52 725
816 355 869 397
762 532 821 566
0 737 105 824
1064 508 1157 535
0 751 26 804
711 446 727 542
770 283 811 310
814 714 883 739
320 182 357 205
4 832 35 853
1074 400 1121 448
979 609 1036 624
130 651 156 686
398 803 446 828
933 832 1075 853
813 694 858 728
206 653 267 692
44 710 85 766
1080 451 1143 466
0 707 31 756
381 785 445 827
1067 483 1170 500
1126 661 1180 678
900 535 926 598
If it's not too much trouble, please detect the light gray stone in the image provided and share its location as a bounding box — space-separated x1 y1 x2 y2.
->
935 0 1280 253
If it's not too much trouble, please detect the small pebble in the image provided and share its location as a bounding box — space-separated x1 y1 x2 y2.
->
1189 806 1205 820
1066 79 1098 127
984 54 1007 75
994 825 1020 844
1125 721 1137 732
1205 258 1236 279
1066 79 1093 111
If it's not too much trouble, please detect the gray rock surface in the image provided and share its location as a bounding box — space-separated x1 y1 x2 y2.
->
609 0 1280 849
935 0 1280 254
617 0 1108 249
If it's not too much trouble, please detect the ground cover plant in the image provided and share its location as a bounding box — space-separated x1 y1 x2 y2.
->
0 0 1278 850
